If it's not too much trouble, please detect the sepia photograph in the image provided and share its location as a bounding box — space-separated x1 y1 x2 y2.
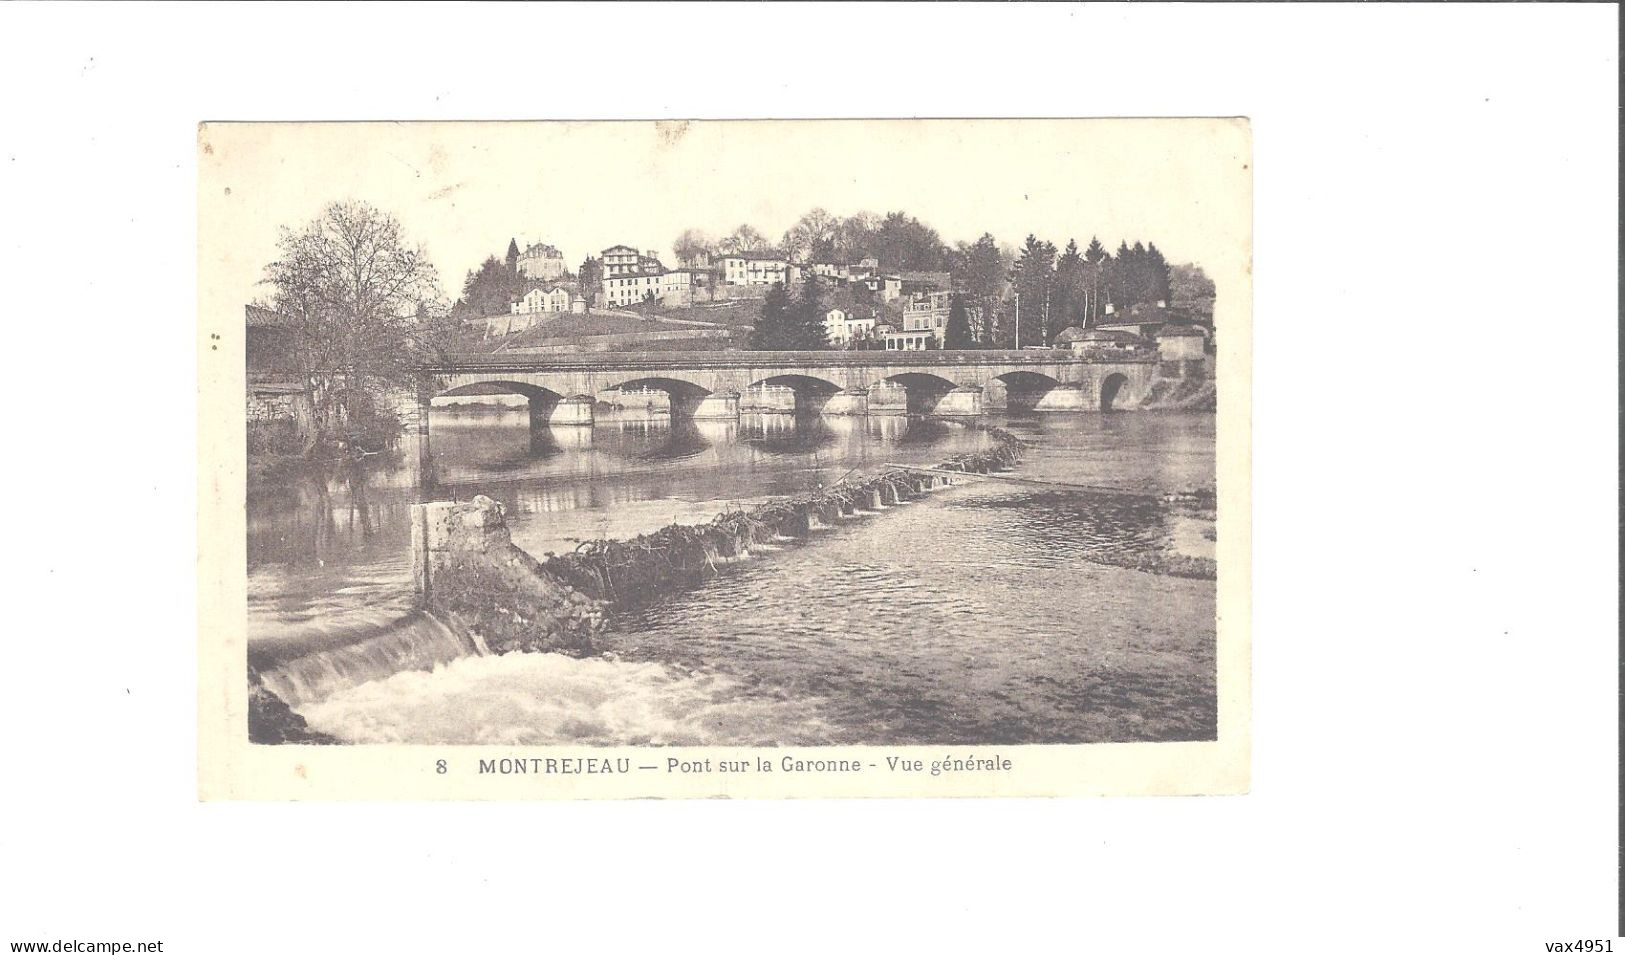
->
202 118 1250 795
7 2 1619 950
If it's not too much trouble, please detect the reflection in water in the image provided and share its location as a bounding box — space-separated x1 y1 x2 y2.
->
248 409 1217 747
739 412 840 456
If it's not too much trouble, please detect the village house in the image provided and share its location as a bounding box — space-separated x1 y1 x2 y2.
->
856 273 902 303
809 260 850 282
897 291 982 347
880 326 935 351
720 251 796 286
658 268 696 307
602 270 663 308
898 271 952 296
1092 300 1205 340
1057 327 1152 358
510 285 575 315
823 306 877 346
516 242 566 281
848 257 880 279
601 245 642 277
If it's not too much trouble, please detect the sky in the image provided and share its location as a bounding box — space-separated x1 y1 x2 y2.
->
200 119 1250 309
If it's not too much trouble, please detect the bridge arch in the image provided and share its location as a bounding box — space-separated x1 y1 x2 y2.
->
435 379 567 405
992 371 1062 411
429 379 588 457
608 376 736 421
1100 373 1129 411
743 374 843 414
606 375 714 401
877 372 962 414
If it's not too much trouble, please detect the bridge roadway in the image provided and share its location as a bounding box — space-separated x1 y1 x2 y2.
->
416 348 1156 423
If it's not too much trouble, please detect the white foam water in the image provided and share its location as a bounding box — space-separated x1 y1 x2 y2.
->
296 651 838 746
258 613 475 708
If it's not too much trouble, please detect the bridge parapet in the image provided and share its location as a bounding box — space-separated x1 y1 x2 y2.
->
422 348 1154 374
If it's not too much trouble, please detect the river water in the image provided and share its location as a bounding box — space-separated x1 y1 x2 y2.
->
247 407 1216 746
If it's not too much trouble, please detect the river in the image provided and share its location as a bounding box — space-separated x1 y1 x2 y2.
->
247 406 1216 746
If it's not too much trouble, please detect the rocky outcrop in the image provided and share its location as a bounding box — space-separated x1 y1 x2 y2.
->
247 666 338 744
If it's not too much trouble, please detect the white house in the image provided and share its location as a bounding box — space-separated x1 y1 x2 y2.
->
601 245 641 277
880 327 934 351
721 252 794 286
510 285 575 315
823 307 876 346
602 271 662 307
810 261 850 281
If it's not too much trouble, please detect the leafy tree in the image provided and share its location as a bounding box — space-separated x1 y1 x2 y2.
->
873 210 950 271
1170 262 1215 321
834 211 881 260
748 283 796 349
262 200 442 453
944 293 974 350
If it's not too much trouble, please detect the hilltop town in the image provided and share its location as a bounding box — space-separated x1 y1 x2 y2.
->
448 218 1216 360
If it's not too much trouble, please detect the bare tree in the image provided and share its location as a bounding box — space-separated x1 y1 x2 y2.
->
262 200 443 453
780 208 838 261
672 228 713 264
717 223 770 254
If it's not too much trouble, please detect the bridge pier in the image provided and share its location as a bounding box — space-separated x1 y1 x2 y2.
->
868 381 910 415
823 388 869 416
1033 384 1089 412
932 385 985 417
674 391 740 420
530 395 595 430
740 385 797 414
982 379 1009 412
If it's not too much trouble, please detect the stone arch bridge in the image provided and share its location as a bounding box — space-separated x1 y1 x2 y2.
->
415 349 1156 427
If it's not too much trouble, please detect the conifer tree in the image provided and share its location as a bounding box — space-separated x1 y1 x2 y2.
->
505 238 520 275
944 293 974 349
749 283 795 350
793 274 829 349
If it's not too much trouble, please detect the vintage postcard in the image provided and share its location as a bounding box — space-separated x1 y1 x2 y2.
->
198 118 1251 799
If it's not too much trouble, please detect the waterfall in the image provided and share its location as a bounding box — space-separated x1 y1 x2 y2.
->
256 612 479 709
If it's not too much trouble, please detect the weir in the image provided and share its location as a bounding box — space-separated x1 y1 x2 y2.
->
247 426 1029 738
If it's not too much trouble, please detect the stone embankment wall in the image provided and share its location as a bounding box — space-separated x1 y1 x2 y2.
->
1139 356 1216 411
